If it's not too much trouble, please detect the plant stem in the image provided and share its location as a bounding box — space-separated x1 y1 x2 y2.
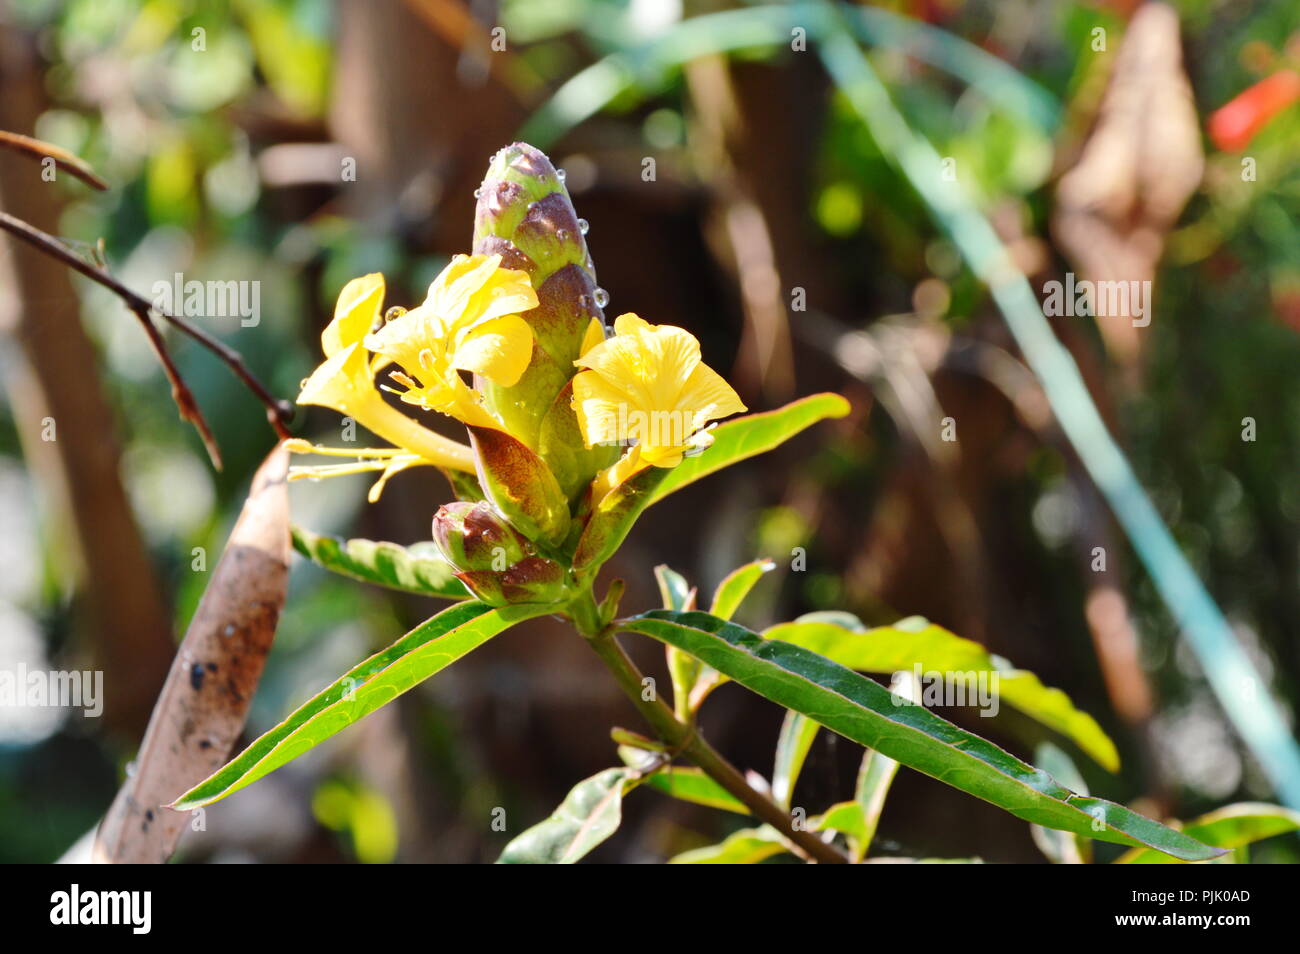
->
585 626 847 864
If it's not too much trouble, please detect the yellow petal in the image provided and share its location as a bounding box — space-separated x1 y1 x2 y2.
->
452 314 534 387
571 368 633 448
678 362 747 430
463 265 539 329
322 274 384 357
297 343 475 472
612 313 653 337
427 254 502 322
579 317 606 357
298 342 372 416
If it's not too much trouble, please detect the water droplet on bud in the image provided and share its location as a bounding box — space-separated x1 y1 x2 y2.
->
577 218 590 235
593 287 609 308
557 228 569 240
473 187 482 199
556 168 567 182
384 306 407 323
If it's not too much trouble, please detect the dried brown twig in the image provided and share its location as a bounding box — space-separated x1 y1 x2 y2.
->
0 128 109 190
0 208 293 467
0 130 292 468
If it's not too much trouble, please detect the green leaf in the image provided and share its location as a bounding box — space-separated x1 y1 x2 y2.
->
497 768 630 864
854 748 899 861
468 425 571 546
1114 803 1300 864
656 565 700 720
291 525 469 599
811 801 869 858
619 610 1223 861
639 766 751 816
173 601 549 809
670 826 789 864
646 393 850 508
772 711 820 810
765 618 1120 772
710 559 776 621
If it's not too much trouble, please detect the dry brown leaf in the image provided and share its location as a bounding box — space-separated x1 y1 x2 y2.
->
93 442 290 863
1053 3 1203 365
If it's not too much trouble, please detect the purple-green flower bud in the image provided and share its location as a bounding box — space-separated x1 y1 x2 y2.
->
473 143 615 492
432 501 568 605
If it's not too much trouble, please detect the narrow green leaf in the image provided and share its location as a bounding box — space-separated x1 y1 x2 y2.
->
772 711 820 810
174 601 549 809
811 801 869 858
640 767 752 816
765 618 1120 772
646 393 850 508
656 565 699 720
710 559 776 621
291 525 468 599
655 565 692 611
1114 803 1300 864
620 610 1223 861
670 826 789 864
854 749 898 861
497 768 630 864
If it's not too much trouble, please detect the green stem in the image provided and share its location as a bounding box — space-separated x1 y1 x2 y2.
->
585 626 847 864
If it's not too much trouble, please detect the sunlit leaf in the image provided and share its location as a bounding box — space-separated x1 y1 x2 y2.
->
670 826 789 864
620 610 1222 861
710 559 776 621
174 601 549 809
497 768 630 864
646 393 850 507
765 617 1120 772
1114 803 1300 864
772 711 820 810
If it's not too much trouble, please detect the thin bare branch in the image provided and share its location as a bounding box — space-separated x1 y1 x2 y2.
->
0 208 294 461
0 128 110 190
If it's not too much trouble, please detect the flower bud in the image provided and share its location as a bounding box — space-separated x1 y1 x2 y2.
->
473 142 616 494
432 501 568 605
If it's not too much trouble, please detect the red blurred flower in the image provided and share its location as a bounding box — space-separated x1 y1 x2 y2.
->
1208 69 1300 152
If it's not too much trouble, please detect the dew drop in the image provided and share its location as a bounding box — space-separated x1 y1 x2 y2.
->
556 168 567 182
126 760 138 778
593 287 609 308
473 187 482 199
384 306 407 323
577 218 590 235
557 228 569 240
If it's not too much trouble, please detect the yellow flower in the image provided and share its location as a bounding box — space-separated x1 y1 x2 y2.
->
571 313 747 471
295 273 477 483
365 254 536 429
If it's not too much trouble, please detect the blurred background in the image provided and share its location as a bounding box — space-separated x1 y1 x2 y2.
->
1 0 1299 863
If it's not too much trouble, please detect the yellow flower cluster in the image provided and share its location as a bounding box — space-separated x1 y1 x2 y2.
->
291 254 745 502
